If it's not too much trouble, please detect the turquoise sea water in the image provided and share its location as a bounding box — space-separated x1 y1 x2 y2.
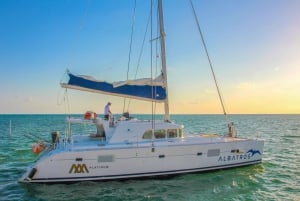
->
0 114 299 201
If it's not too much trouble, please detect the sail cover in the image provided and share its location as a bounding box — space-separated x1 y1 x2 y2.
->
61 73 167 102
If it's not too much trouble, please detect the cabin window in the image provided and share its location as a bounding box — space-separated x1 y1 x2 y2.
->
167 129 177 138
142 129 166 139
154 129 166 139
142 130 152 139
178 128 183 138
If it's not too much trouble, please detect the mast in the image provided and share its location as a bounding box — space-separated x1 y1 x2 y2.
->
158 0 170 121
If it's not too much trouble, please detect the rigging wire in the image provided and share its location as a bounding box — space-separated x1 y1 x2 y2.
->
123 0 137 114
150 0 156 146
58 70 72 139
58 70 71 115
124 0 161 119
189 0 229 119
151 0 154 123
63 89 72 140
126 7 152 111
150 0 162 143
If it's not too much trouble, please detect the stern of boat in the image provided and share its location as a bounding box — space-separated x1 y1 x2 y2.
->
19 166 38 183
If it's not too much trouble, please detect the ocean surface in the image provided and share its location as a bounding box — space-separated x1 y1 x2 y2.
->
0 114 299 201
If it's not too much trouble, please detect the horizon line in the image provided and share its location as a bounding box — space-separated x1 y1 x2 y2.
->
1 113 300 115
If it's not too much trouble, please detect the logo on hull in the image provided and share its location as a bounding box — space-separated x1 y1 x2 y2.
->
218 149 261 162
69 164 89 174
247 149 261 156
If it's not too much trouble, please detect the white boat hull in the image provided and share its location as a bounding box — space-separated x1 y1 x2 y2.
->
20 138 263 183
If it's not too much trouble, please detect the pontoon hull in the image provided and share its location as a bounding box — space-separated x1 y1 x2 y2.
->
20 139 263 183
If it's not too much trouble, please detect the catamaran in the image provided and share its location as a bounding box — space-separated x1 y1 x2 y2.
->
20 0 264 183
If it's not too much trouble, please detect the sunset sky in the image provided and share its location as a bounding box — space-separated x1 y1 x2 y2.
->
0 0 299 114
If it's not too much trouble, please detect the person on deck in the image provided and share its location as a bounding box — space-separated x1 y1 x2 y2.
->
104 102 112 120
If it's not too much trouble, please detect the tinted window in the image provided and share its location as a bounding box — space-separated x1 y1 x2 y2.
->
167 129 177 138
142 129 166 139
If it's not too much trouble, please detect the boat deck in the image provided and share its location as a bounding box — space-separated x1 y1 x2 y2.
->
54 133 251 152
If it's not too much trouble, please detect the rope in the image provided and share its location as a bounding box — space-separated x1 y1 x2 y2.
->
189 0 228 118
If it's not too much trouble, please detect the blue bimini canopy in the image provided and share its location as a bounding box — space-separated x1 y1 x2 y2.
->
60 73 167 102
